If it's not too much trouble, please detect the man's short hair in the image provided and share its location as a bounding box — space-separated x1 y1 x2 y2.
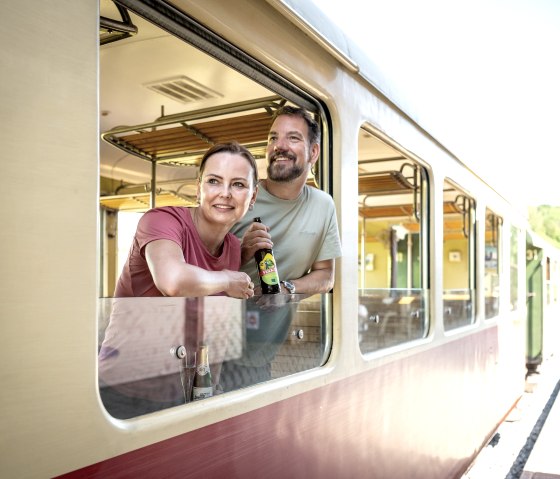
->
272 105 321 145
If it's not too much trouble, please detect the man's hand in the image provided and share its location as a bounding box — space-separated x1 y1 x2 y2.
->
240 221 274 265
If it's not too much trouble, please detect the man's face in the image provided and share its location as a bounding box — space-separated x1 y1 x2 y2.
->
266 115 318 182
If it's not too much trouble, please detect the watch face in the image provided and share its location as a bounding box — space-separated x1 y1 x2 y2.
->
282 281 295 293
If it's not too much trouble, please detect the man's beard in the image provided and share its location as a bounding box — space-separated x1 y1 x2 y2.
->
267 152 306 182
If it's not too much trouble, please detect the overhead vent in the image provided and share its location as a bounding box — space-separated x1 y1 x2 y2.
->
144 76 223 104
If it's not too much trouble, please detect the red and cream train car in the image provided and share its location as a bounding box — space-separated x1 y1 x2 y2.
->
1 1 552 478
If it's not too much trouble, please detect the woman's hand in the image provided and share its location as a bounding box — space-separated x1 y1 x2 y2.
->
222 270 255 299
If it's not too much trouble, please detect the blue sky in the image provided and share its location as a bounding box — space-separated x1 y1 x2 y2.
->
315 0 560 207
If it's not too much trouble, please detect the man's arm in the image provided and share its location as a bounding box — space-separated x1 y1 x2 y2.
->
287 258 335 295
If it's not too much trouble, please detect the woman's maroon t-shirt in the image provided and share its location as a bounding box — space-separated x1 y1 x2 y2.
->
114 207 241 297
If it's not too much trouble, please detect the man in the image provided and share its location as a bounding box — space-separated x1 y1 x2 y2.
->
232 105 341 294
221 106 342 391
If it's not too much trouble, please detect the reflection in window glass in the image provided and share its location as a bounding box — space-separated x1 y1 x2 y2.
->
510 227 519 311
98 294 328 419
443 180 475 330
357 128 428 353
484 209 502 319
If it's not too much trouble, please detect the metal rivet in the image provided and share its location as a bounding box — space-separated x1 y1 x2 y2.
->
171 345 186 359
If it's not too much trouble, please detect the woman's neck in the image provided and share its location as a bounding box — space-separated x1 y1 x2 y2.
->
190 207 228 256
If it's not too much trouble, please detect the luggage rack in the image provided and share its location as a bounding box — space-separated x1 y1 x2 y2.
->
101 96 285 208
101 96 284 166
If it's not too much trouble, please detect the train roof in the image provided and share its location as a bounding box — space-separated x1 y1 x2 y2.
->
267 1 480 181
268 1 422 133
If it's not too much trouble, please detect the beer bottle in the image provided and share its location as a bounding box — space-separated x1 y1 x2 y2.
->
192 345 213 400
253 217 280 294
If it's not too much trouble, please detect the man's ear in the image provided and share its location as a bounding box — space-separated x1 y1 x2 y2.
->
309 142 320 167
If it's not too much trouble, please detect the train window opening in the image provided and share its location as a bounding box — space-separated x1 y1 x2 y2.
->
442 180 476 330
357 127 429 354
97 2 334 418
484 209 502 319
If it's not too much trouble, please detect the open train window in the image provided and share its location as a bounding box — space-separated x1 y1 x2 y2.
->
357 126 429 354
442 180 476 330
97 0 333 418
484 209 502 319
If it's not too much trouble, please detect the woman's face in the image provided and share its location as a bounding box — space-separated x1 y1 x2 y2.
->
197 152 257 227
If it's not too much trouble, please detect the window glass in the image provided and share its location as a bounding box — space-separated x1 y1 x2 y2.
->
98 294 326 418
484 209 502 319
357 127 429 353
510 226 519 311
442 180 475 330
97 4 332 417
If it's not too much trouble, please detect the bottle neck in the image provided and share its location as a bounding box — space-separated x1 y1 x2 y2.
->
197 346 209 367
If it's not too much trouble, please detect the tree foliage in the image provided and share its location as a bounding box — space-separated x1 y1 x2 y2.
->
528 206 560 248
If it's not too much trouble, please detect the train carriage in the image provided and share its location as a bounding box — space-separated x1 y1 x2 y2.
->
2 1 558 478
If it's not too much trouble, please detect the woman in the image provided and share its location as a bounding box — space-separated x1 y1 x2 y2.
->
99 143 258 418
114 142 258 299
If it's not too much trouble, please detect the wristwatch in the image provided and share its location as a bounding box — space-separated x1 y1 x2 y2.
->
281 280 296 294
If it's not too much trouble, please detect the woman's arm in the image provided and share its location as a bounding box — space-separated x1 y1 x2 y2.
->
145 239 254 298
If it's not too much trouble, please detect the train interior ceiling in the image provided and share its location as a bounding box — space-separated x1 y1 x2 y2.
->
99 1 473 298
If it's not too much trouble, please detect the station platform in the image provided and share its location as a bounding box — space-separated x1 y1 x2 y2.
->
521 374 560 479
462 352 560 479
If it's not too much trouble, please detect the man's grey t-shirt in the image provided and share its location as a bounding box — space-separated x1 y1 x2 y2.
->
231 183 342 284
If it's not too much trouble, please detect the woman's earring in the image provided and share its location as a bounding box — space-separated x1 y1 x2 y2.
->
249 203 254 211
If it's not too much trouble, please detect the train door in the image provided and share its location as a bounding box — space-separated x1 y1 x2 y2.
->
526 236 543 371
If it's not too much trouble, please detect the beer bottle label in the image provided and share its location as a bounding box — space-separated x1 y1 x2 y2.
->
196 364 210 375
258 253 279 285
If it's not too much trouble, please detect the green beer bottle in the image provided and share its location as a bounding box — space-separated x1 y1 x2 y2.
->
253 217 280 294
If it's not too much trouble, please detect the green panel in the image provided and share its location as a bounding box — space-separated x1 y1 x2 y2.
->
526 247 544 368
395 233 420 288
